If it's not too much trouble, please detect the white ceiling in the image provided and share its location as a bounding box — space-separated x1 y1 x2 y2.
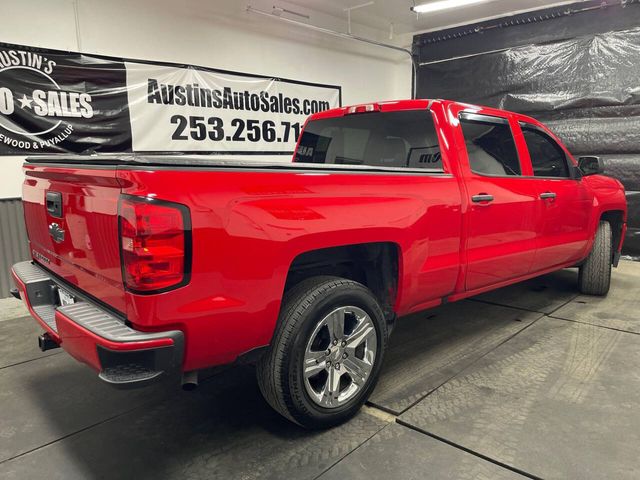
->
282 0 586 36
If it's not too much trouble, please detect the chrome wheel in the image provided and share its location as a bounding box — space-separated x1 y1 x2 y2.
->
303 306 378 408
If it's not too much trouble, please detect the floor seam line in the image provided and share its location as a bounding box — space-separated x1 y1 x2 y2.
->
467 298 547 314
364 400 400 416
311 422 388 480
545 294 580 314
0 367 244 465
468 295 580 316
389 313 546 416
547 315 640 335
0 351 64 371
0 394 168 465
395 419 542 480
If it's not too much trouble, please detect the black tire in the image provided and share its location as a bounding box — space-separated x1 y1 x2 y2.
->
578 221 612 296
256 276 388 429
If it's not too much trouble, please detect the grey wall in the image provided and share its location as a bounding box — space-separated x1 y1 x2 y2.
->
0 199 30 297
413 0 640 255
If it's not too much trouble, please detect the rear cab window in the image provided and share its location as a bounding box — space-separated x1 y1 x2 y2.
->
294 110 443 172
459 113 522 177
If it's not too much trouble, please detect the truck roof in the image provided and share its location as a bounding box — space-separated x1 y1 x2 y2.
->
308 98 545 131
308 99 437 121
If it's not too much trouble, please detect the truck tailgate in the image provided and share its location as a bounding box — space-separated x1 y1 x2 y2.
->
22 164 125 313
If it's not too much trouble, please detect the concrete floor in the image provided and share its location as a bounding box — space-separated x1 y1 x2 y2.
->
0 261 639 479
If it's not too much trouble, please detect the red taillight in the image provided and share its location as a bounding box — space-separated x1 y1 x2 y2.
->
119 196 190 293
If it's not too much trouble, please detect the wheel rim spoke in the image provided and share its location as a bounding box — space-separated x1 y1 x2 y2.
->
317 379 330 404
303 351 327 379
343 356 372 384
328 368 342 399
345 315 375 350
325 308 345 342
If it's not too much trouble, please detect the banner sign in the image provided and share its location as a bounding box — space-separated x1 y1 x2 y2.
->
126 63 339 154
0 43 341 156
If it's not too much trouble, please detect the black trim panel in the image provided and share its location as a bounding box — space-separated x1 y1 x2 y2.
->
459 112 510 125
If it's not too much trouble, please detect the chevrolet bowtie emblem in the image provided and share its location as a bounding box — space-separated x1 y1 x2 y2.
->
48 222 65 243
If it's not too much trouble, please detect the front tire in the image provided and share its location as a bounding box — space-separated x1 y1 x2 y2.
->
578 221 612 296
257 276 388 429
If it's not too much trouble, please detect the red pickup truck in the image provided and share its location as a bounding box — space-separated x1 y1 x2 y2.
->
12 99 626 428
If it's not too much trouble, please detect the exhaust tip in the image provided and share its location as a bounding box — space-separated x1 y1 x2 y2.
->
38 333 60 352
181 370 198 391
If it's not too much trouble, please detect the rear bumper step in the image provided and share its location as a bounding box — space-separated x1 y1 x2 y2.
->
11 261 184 388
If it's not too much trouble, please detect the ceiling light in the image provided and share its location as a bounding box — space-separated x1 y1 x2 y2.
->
411 0 489 14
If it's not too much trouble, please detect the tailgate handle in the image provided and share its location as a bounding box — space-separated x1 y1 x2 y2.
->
46 191 63 218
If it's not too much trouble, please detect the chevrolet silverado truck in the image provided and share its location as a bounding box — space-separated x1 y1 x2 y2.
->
11 99 627 428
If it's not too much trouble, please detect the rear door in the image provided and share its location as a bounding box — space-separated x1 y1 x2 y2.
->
453 109 540 291
22 163 125 313
517 122 593 270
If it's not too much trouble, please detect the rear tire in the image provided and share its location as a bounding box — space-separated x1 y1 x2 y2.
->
257 276 387 429
578 221 612 296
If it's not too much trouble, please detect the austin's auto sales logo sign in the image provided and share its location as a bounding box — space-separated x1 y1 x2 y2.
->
0 49 94 150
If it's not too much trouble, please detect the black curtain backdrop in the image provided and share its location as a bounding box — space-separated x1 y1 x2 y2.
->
414 1 640 255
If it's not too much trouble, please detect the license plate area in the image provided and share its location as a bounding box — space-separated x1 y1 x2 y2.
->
57 287 76 307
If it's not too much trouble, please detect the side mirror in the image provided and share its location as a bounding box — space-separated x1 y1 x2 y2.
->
578 156 604 176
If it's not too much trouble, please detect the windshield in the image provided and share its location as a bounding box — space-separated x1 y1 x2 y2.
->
294 110 443 171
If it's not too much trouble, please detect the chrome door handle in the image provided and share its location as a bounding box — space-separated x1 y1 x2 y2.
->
540 192 557 199
471 194 494 203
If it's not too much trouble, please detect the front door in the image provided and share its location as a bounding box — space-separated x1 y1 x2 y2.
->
518 122 593 270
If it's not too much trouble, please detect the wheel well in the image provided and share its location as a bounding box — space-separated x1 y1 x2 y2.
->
600 210 624 256
285 243 399 323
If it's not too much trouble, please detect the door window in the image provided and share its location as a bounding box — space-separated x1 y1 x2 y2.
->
520 125 570 178
460 113 521 176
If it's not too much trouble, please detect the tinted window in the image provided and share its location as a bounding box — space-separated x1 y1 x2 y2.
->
521 126 570 178
294 110 443 171
460 115 521 176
